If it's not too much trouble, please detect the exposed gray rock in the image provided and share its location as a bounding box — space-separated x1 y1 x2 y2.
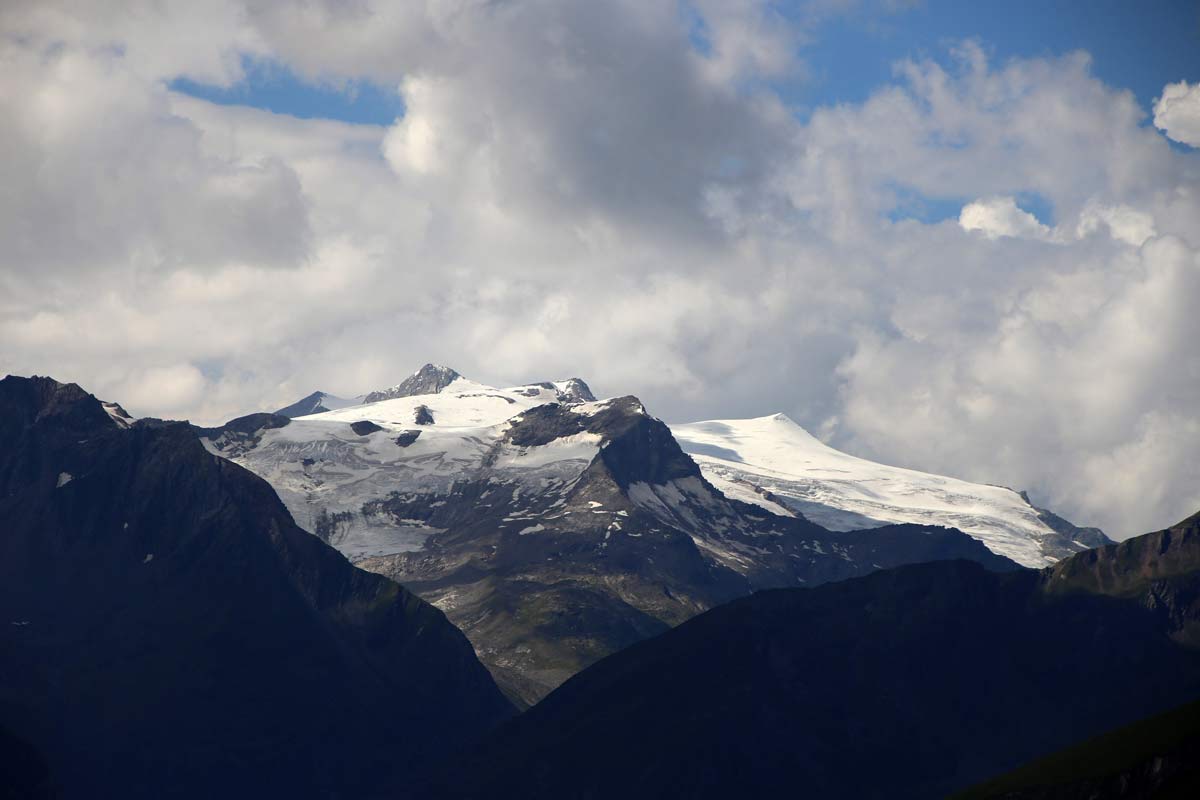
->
363 364 461 403
413 404 436 425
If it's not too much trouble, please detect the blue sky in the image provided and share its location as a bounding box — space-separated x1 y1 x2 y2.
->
172 1 1200 128
793 0 1200 112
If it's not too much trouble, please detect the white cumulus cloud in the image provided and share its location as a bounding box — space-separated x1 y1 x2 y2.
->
2 3 1199 539
1154 80 1200 147
959 197 1055 241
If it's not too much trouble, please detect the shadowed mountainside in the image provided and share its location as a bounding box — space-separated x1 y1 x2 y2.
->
421 511 1200 799
0 376 514 799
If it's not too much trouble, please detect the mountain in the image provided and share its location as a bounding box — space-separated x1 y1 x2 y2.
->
273 390 358 418
953 697 1200 799
424 510 1200 799
362 363 463 403
0 376 514 799
671 414 1110 566
0 725 52 800
200 367 1018 704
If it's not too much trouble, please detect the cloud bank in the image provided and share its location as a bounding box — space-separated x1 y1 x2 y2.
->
1 2 1198 538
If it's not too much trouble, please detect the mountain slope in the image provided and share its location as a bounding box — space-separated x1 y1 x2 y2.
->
671 414 1110 566
0 376 514 799
953 696 1200 800
203 373 1018 704
425 511 1200 799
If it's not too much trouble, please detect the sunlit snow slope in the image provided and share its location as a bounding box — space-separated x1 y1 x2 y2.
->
670 414 1103 567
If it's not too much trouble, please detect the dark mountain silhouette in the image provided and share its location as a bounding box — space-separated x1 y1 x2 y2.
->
423 510 1200 799
954 696 1200 799
0 375 514 799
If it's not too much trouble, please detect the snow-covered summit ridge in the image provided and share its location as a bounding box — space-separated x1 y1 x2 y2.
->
669 413 1108 568
206 370 617 561
300 374 597 430
276 365 597 422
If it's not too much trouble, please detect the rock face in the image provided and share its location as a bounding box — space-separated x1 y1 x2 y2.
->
363 363 462 403
426 512 1200 799
0 376 514 799
550 377 596 404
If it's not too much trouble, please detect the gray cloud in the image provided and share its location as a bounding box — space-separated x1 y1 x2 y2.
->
1 2 1198 538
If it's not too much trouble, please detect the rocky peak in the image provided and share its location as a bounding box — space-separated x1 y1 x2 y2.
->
554 378 596 404
363 364 462 404
0 375 113 434
274 391 332 418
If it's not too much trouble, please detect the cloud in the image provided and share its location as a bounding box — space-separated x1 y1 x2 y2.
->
2 3 1199 538
1076 202 1156 247
1154 80 1200 147
959 197 1054 241
116 363 209 415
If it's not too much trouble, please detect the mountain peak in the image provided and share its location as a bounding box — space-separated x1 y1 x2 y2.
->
363 364 462 404
274 390 359 419
553 377 596 404
0 374 116 437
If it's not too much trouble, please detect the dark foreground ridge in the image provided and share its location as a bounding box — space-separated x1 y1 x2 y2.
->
0 376 515 799
953 696 1200 799
422 511 1200 799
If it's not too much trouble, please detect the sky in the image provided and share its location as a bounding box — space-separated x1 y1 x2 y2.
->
1 0 1199 539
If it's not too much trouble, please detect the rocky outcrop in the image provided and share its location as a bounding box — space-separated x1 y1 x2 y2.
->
1020 490 1112 551
363 363 461 403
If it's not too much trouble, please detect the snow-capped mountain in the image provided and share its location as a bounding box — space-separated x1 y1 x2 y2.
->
222 370 604 560
670 414 1108 567
199 364 1028 703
